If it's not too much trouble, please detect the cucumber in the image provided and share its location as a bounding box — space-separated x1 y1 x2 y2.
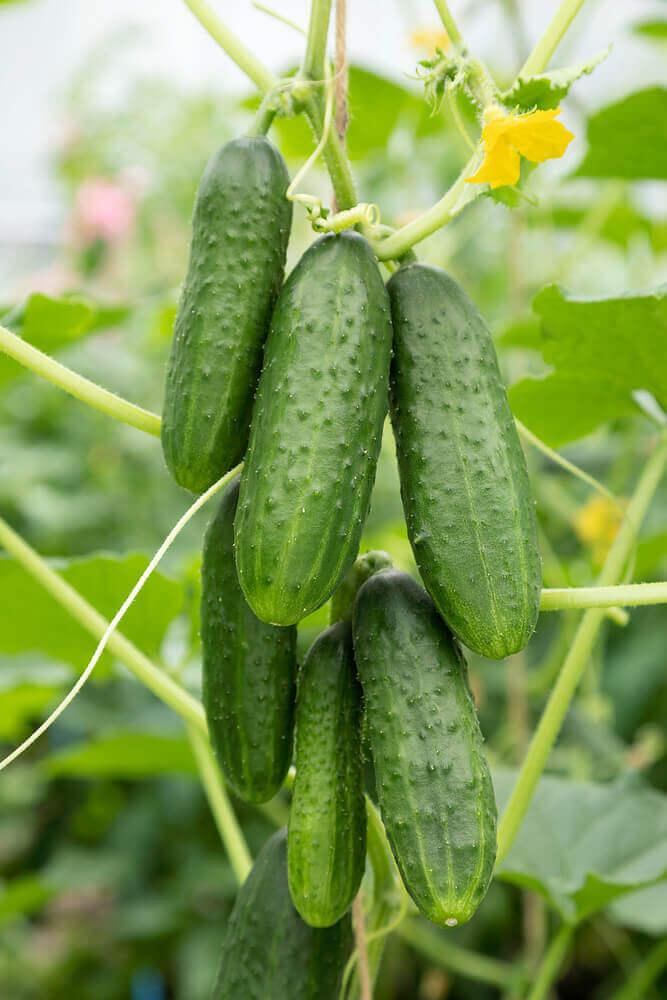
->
329 549 393 625
212 829 352 999
353 569 497 928
288 622 366 927
161 136 292 494
235 231 393 626
201 476 297 803
387 263 541 659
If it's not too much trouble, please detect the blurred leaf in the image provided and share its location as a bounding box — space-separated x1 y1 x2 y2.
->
537 198 667 253
633 19 667 40
0 551 184 669
508 283 667 445
500 49 610 110
495 768 667 923
0 293 129 387
575 87 667 179
45 731 197 779
496 315 542 349
636 531 667 577
0 876 54 927
607 881 667 935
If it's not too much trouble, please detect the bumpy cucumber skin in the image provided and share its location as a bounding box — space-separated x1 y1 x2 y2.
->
201 477 297 803
288 623 366 927
161 136 292 495
235 232 393 626
387 263 541 659
212 829 352 999
353 569 497 928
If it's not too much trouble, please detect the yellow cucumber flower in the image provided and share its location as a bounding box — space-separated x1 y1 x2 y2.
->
410 27 450 56
466 104 574 189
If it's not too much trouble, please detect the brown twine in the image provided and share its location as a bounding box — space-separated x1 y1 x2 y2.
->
334 0 349 146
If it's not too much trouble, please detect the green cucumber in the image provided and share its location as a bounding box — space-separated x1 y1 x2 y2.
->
353 569 497 928
288 622 366 927
201 476 297 803
212 829 352 999
161 136 292 494
235 231 393 625
387 263 541 659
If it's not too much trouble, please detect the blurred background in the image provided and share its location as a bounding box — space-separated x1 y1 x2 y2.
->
0 1 666 998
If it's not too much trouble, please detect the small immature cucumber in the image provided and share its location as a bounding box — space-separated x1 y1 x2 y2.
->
387 263 541 659
212 829 352 999
353 569 497 928
288 622 366 927
201 476 297 803
161 136 292 494
235 231 393 625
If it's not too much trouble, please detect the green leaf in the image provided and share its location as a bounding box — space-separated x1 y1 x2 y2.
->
607 881 667 936
494 769 667 923
496 315 542 349
0 293 129 387
0 551 184 669
0 876 54 927
45 730 197 779
0 657 72 739
575 87 667 180
537 198 667 253
508 283 667 445
633 19 667 41
500 48 610 111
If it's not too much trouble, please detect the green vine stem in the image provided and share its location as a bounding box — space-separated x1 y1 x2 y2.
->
181 0 278 92
526 923 574 1000
186 722 253 884
432 0 465 50
540 582 667 611
396 917 520 990
0 515 206 732
515 418 618 504
302 0 332 81
0 324 161 437
609 938 667 1000
497 433 667 864
519 0 587 78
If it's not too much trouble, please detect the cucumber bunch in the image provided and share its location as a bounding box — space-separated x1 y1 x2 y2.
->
162 134 541 991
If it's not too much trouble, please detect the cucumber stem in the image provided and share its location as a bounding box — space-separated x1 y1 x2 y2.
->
0 324 161 437
432 0 465 50
540 581 667 611
519 0 588 78
180 0 278 93
187 723 253 884
496 433 667 864
526 923 574 1000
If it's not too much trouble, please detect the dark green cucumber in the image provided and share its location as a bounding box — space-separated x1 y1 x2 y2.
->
288 622 366 927
161 136 292 494
353 569 497 928
201 476 297 803
212 829 352 999
387 263 541 659
235 231 393 625
329 549 393 625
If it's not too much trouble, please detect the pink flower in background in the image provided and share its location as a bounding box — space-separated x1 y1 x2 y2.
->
74 178 136 244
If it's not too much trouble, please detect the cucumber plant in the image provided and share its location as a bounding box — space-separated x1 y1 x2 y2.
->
1 2 665 1000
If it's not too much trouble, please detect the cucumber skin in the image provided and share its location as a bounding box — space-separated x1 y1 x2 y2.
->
201 477 297 803
387 263 541 659
212 829 352 999
353 569 497 928
235 231 393 626
161 136 292 495
288 622 366 927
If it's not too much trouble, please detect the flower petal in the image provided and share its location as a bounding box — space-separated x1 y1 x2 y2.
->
466 138 521 189
507 108 574 163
